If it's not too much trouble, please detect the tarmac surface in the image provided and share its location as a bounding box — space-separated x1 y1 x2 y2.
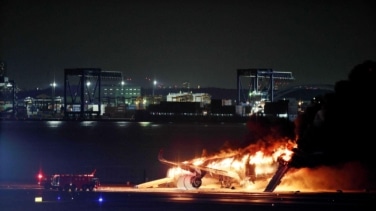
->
0 183 375 211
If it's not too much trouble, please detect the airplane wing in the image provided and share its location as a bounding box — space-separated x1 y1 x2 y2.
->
158 149 238 179
135 177 174 189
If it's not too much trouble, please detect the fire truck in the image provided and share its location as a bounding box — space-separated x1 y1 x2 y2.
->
41 170 100 192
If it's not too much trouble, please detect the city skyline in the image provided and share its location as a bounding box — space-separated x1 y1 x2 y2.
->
1 0 375 90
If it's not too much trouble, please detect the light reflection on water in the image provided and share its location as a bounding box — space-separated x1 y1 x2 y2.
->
138 122 152 127
79 121 98 127
116 121 132 127
44 121 156 128
46 121 63 128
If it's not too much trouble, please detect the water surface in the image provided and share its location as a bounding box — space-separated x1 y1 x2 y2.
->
0 121 249 184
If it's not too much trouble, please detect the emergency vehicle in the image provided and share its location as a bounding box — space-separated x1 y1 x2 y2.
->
40 170 100 192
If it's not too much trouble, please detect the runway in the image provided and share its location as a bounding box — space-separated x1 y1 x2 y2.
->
0 183 374 211
1 121 376 210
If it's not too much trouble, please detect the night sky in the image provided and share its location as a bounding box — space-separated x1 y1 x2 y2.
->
1 0 375 90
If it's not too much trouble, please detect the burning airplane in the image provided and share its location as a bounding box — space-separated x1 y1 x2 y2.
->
137 136 296 191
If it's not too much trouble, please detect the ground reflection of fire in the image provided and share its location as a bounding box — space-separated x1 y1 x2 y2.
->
277 162 371 192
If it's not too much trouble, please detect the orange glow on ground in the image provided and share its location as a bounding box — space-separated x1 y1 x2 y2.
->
276 161 371 192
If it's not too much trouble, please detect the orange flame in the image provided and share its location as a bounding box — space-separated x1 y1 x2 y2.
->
167 139 297 186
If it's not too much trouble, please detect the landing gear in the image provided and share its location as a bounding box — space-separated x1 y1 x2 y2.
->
219 176 232 188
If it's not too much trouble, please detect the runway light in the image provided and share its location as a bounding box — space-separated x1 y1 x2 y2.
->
35 197 43 202
98 196 103 202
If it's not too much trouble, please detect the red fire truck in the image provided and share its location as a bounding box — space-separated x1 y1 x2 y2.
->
40 170 100 192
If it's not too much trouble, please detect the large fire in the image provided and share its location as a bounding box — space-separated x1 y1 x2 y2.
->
166 138 297 190
164 136 372 192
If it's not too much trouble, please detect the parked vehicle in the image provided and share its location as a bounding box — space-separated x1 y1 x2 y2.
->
41 170 100 192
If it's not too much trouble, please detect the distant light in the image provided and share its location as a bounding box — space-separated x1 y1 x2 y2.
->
98 196 103 202
35 197 43 202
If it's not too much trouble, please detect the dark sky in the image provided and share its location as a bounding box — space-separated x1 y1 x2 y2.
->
1 0 375 90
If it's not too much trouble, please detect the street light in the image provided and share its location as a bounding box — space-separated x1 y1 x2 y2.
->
153 80 157 96
86 81 91 103
6 80 15 118
120 80 125 104
50 82 57 113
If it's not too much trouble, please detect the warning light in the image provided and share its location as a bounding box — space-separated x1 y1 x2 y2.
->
37 173 44 185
